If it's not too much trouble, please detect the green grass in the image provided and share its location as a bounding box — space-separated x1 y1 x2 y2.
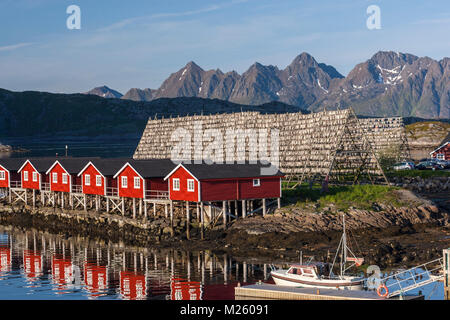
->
283 184 404 211
385 169 450 178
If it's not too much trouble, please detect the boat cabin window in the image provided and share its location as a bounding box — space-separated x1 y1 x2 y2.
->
288 268 299 275
301 268 314 277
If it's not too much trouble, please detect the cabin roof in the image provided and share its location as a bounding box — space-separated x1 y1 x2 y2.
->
48 158 100 174
0 157 27 171
114 159 176 179
127 159 176 178
85 158 132 176
24 158 60 173
166 161 284 180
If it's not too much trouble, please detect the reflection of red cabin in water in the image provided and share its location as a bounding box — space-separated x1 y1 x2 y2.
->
23 250 43 280
170 277 202 300
84 263 108 297
51 255 73 288
120 271 147 300
0 246 11 272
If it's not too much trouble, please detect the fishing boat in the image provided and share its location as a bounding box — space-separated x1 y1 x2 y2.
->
270 215 365 290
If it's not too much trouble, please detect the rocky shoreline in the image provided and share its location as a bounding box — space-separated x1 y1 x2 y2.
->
1 187 449 270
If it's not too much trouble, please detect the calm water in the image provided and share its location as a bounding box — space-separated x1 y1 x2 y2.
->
0 226 273 300
0 136 139 159
0 226 445 300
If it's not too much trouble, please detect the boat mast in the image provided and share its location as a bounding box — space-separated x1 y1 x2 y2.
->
340 214 347 277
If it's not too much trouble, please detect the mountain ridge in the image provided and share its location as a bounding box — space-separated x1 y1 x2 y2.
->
86 51 449 119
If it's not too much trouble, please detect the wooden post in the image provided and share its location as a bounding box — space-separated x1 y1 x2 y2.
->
222 201 227 229
234 200 238 219
95 195 99 211
241 200 246 218
122 198 125 216
61 193 64 209
153 202 156 216
144 201 147 218
277 197 281 209
83 194 87 211
200 202 204 240
139 199 143 216
186 201 190 240
32 189 36 208
106 197 110 212
170 200 173 225
133 198 136 219
262 198 266 216
196 203 200 222
164 204 168 218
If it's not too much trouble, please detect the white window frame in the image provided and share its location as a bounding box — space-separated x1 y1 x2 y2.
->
187 179 195 192
122 176 128 188
253 179 260 187
172 178 180 191
0 171 5 180
96 175 102 187
24 171 28 181
52 172 58 183
134 177 141 189
85 174 90 186
32 172 38 182
62 173 68 185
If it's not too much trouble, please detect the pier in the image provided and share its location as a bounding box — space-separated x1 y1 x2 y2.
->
235 283 423 300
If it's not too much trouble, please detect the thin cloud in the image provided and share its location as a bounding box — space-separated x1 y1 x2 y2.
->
97 0 249 32
0 42 33 52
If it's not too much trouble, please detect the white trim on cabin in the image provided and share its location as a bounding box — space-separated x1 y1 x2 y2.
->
32 172 38 182
96 175 102 187
0 170 5 180
172 178 180 191
113 162 144 180
253 178 260 187
187 179 195 192
430 142 449 156
163 163 200 182
77 161 105 179
45 160 70 176
23 171 28 182
62 173 68 185
121 176 128 188
18 160 38 174
134 176 141 189
85 174 91 186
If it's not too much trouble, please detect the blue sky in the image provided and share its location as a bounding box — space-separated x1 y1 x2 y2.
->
0 0 448 94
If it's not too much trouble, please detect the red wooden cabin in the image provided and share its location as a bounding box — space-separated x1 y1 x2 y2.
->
0 158 23 189
164 162 284 202
17 158 55 191
113 159 174 200
77 159 126 197
430 141 450 161
46 159 92 193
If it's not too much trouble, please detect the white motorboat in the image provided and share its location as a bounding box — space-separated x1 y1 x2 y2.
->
270 215 365 290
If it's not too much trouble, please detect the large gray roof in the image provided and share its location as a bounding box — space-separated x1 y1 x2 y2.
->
178 161 284 180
